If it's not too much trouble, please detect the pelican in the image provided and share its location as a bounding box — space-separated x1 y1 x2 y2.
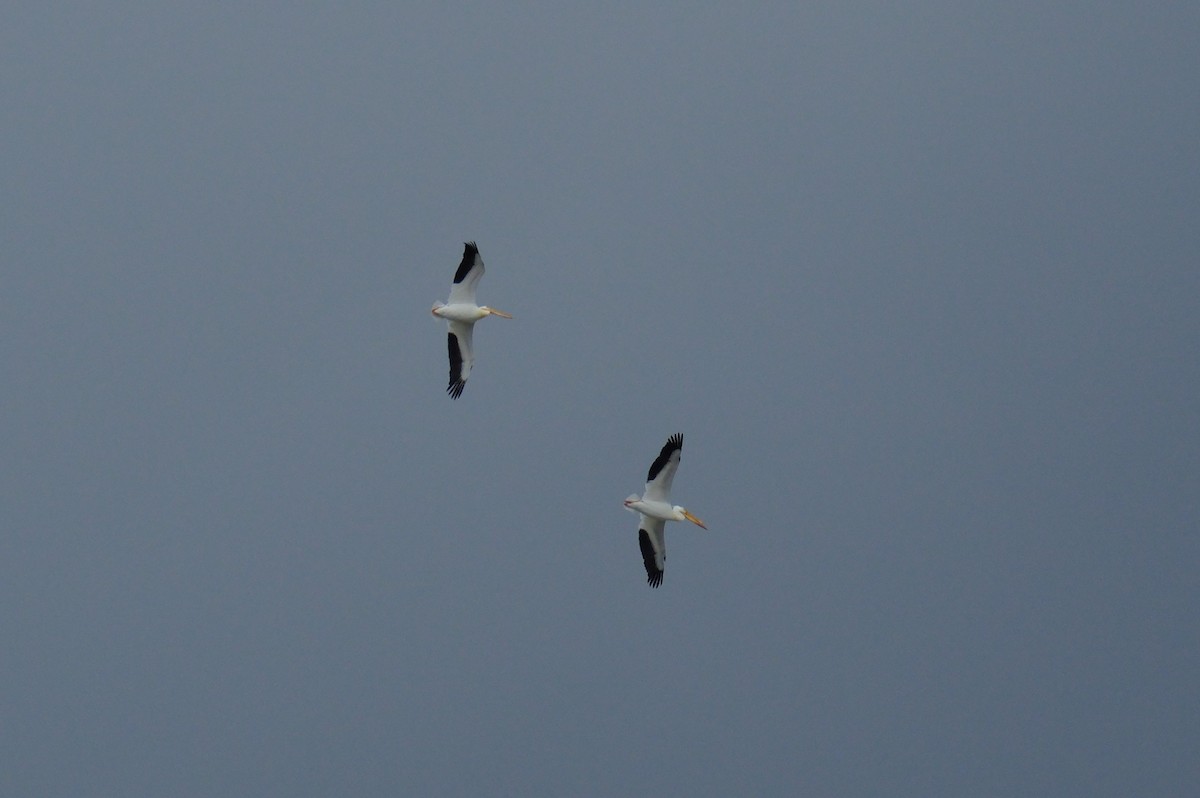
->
431 241 512 399
623 433 707 588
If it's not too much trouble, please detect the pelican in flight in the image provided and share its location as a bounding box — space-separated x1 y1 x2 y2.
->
431 241 512 399
624 433 707 588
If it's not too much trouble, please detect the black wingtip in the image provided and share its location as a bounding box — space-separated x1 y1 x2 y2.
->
646 433 684 483
446 332 466 399
453 242 480 284
638 529 664 588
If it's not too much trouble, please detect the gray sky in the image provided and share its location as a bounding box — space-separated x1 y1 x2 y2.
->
3 3 1198 796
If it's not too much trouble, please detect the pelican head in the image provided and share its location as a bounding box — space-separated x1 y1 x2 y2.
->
481 306 513 319
677 507 707 529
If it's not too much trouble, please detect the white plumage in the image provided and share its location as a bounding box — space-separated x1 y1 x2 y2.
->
623 433 707 588
431 242 512 399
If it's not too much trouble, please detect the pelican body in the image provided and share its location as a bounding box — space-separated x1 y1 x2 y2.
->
623 433 707 588
432 241 511 399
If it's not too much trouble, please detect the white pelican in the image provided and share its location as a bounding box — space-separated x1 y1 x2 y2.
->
623 433 707 588
431 241 512 399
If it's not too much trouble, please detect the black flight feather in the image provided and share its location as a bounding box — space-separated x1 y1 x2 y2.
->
453 241 479 285
646 433 683 483
638 529 664 588
447 332 466 399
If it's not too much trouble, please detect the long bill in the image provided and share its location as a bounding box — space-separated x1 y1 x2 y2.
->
682 510 707 529
484 307 513 319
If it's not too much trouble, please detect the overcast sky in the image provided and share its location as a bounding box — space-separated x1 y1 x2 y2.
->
3 3 1198 796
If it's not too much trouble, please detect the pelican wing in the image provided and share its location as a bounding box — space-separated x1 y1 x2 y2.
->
447 241 485 306
643 433 683 503
447 321 474 399
638 518 666 588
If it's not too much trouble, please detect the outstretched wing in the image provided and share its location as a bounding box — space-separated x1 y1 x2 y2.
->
447 241 485 306
447 321 474 399
638 518 666 588
643 433 683 503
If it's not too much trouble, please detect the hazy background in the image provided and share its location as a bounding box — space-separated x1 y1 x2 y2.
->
3 3 1197 795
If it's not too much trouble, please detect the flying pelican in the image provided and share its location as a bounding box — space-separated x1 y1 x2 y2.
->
623 433 707 588
431 241 512 399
